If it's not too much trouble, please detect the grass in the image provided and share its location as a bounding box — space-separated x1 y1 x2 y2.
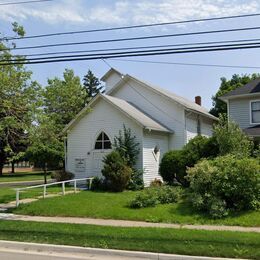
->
0 220 259 259
13 190 260 227
0 185 75 204
0 171 51 183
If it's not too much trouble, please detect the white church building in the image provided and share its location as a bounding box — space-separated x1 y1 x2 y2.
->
64 68 217 186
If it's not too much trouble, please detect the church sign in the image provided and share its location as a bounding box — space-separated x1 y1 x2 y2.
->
75 158 86 173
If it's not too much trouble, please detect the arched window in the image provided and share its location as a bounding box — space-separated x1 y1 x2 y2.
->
94 132 112 150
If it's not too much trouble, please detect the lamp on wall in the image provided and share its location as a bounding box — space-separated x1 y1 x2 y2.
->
154 145 160 155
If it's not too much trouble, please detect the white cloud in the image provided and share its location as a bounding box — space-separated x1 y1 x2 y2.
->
0 0 259 26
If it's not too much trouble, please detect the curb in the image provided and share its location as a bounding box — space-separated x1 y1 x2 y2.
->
0 240 244 260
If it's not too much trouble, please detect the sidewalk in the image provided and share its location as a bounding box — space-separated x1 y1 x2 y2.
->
0 213 259 233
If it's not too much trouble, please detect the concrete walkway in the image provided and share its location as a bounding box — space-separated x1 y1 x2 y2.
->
0 179 54 187
0 213 259 233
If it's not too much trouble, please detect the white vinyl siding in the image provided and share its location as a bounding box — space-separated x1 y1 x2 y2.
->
67 98 143 179
142 132 169 186
112 80 185 149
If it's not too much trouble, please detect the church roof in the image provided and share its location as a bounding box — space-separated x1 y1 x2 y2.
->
63 94 172 133
106 70 217 121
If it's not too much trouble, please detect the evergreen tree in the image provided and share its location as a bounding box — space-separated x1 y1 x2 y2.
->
83 70 104 103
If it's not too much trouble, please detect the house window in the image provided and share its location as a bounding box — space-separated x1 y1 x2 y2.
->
94 132 112 150
251 101 260 124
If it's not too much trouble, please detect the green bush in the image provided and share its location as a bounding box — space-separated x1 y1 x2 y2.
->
213 114 253 157
187 155 260 218
90 177 105 191
51 170 74 182
129 189 158 208
159 135 218 186
129 186 182 208
102 151 132 192
159 150 186 185
127 169 144 191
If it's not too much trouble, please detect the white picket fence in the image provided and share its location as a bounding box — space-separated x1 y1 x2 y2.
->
15 177 94 207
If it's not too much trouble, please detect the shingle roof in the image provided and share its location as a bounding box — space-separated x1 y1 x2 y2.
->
243 125 260 137
129 76 217 120
221 78 260 99
103 95 172 133
106 71 217 121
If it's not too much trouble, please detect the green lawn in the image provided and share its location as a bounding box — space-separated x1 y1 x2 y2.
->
0 171 52 183
0 220 259 259
0 185 75 204
13 190 260 227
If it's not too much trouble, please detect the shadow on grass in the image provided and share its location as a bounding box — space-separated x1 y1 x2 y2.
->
0 172 51 178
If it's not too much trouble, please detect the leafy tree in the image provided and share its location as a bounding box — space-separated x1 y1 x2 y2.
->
26 117 64 183
210 74 260 117
43 69 86 130
0 23 39 175
83 69 104 103
114 125 140 168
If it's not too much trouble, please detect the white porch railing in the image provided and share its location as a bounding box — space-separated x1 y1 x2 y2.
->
15 177 93 207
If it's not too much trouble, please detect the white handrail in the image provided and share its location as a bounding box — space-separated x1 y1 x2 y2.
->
15 177 93 207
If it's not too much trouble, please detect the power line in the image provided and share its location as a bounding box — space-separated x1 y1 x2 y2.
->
4 41 260 62
2 42 260 65
0 0 54 6
110 58 260 69
12 37 260 58
4 25 260 52
2 12 260 41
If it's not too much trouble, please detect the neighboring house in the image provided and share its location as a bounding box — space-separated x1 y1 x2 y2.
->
220 78 260 144
64 68 217 186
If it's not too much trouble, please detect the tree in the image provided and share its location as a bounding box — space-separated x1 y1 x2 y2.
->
83 70 104 103
213 114 253 158
210 74 260 117
26 117 63 184
43 69 86 130
0 23 39 175
114 125 140 168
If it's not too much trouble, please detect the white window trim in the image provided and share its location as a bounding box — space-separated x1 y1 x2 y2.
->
93 130 112 151
249 99 260 125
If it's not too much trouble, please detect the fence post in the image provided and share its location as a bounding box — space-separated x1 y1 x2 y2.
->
74 180 77 193
89 178 93 190
62 182 65 195
16 190 20 207
43 185 46 199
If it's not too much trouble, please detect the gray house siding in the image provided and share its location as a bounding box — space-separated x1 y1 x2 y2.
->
229 98 251 129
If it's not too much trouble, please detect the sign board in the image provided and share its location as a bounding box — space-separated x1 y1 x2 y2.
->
75 158 86 173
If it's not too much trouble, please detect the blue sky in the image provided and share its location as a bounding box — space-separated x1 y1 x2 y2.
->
1 0 260 109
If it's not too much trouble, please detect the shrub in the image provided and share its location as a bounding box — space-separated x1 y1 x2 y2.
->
51 170 74 182
213 114 253 157
187 155 260 218
159 150 186 185
156 186 183 204
114 125 140 168
127 169 144 191
159 136 219 187
129 186 182 208
102 151 132 192
129 189 158 208
90 177 105 191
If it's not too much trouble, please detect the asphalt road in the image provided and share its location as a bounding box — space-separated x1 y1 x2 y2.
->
0 249 154 260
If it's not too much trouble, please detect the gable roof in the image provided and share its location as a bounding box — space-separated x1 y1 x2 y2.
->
63 94 172 133
220 78 260 100
106 71 217 121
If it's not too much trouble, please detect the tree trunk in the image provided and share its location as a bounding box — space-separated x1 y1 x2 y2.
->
11 162 15 174
44 162 47 184
0 165 3 176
